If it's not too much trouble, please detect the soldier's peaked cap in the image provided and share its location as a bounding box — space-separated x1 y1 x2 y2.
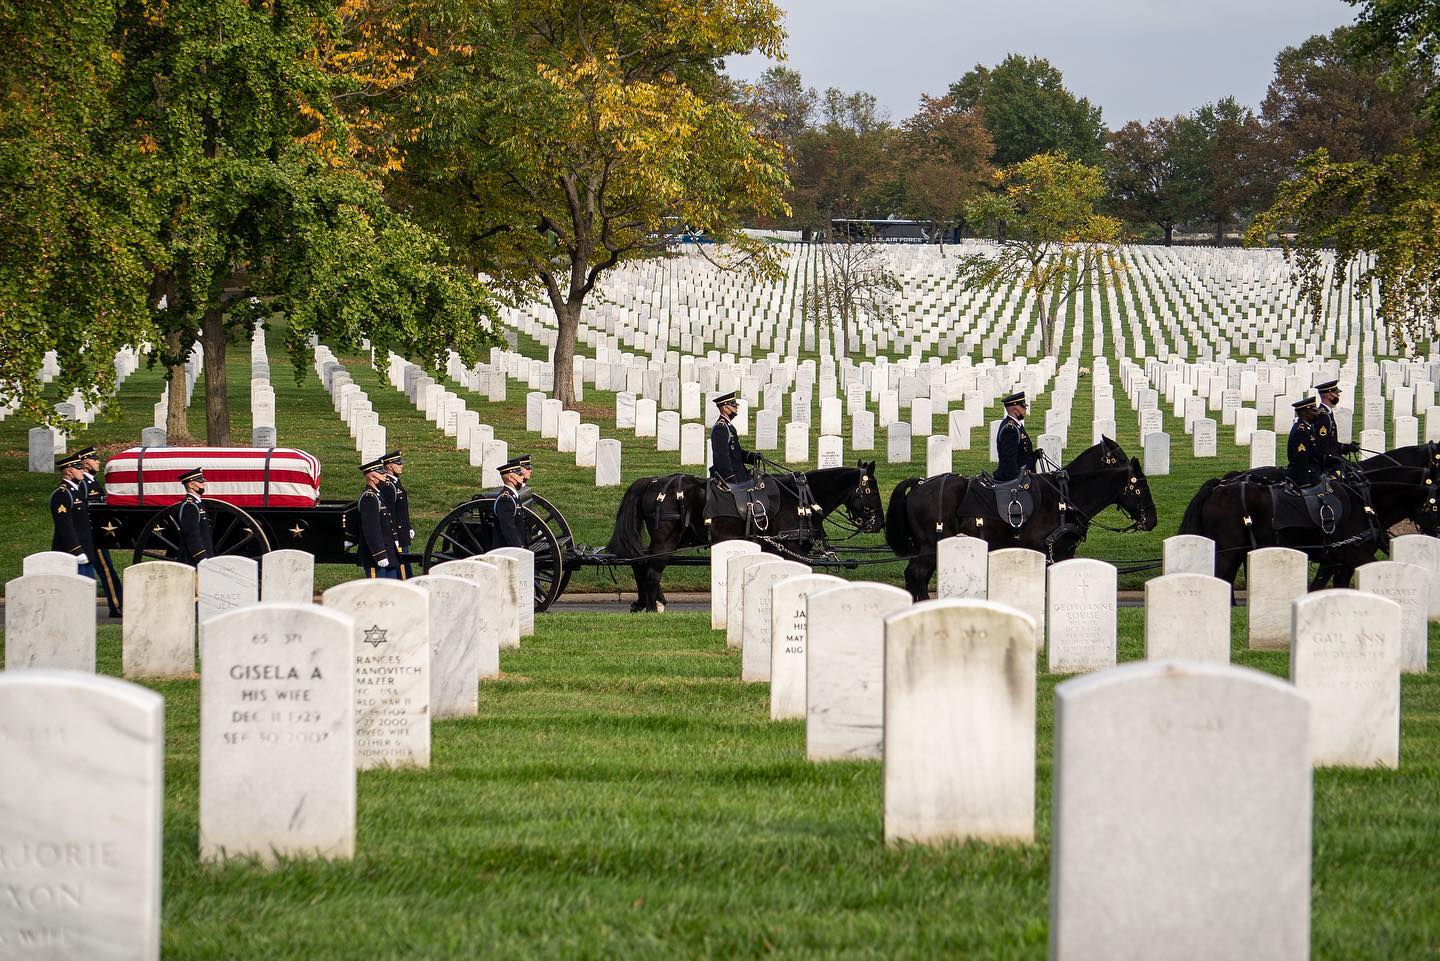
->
1314 379 1340 392
381 450 404 465
498 459 525 476
55 452 85 470
76 446 98 459
1002 391 1027 406
360 458 386 474
713 391 738 407
516 454 532 466
1292 396 1319 411
178 467 206 483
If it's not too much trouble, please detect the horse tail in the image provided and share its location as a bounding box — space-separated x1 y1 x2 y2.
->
605 477 652 560
885 478 922 556
1179 478 1223 535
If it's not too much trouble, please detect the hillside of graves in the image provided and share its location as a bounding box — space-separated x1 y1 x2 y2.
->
6 244 1431 597
0 608 1436 959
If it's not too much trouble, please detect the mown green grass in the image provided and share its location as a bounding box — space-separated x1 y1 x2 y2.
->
0 613 1436 959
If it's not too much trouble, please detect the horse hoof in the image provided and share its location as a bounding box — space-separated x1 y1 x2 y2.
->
656 601 666 613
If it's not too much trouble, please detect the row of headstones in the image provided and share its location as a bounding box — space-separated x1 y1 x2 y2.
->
24 347 149 469
0 545 548 958
250 326 277 445
313 346 389 463
712 535 1426 772
6 545 540 673
138 343 202 448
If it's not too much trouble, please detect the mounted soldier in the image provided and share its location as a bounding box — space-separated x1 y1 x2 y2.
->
1313 379 1360 468
994 391 1038 482
1287 397 1323 487
709 391 759 484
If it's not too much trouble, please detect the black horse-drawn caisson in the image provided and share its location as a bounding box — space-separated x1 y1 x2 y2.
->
94 446 575 610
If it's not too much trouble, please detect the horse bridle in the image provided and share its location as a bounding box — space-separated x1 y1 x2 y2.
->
843 472 881 531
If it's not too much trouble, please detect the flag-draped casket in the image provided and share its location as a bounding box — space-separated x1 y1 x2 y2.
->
103 448 322 508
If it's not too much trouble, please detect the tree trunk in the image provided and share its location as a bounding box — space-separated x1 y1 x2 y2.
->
1163 223 1174 246
164 327 190 441
1213 217 1225 246
199 306 230 446
551 297 581 408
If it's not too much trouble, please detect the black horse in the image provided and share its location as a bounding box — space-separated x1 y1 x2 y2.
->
605 462 885 612
884 438 1157 601
1178 443 1440 590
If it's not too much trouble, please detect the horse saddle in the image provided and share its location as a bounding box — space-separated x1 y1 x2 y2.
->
962 471 1036 529
1271 479 1345 535
704 475 775 531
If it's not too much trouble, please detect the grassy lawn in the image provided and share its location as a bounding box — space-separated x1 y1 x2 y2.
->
0 612 1436 959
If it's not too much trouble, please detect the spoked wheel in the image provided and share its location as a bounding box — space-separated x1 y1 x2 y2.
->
525 493 574 598
132 499 272 564
423 498 566 612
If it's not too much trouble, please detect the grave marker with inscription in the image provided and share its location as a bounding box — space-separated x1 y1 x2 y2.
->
0 671 164 960
323 581 432 770
769 573 845 720
740 560 809 681
200 604 356 863
1046 559 1117 673
4 573 96 672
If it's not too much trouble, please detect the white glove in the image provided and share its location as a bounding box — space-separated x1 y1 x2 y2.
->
76 553 89 564
378 558 390 568
409 529 416 539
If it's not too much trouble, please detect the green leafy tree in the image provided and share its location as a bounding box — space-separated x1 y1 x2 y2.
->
949 55 1105 167
391 0 791 408
890 94 994 252
1104 116 1208 245
1248 2 1440 351
956 153 1124 356
790 88 895 231
0 0 156 423
1193 98 1268 244
1261 27 1423 171
120 0 495 444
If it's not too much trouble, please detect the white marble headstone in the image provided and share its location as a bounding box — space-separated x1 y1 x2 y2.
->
937 535 987 599
410 574 483 718
260 549 314 605
768 573 845 720
1291 590 1401 767
4 573 96 672
1050 661 1311 961
740 560 809 681
122 561 196 677
323 581 432 770
883 600 1037 845
1144 573 1231 662
200 604 356 863
0 671 164 959
806 582 911 761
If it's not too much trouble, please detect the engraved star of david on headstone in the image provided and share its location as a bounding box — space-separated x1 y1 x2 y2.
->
362 625 389 647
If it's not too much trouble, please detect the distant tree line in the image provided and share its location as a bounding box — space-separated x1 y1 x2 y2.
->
739 30 1428 247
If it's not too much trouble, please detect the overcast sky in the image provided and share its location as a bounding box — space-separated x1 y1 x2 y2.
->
728 0 1359 128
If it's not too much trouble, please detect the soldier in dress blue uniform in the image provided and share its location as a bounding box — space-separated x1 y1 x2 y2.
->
1313 379 1359 466
994 391 1038 482
1287 397 1323 486
493 458 527 549
51 452 96 576
77 445 122 616
357 458 403 578
176 467 215 566
379 450 414 577
709 391 759 483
